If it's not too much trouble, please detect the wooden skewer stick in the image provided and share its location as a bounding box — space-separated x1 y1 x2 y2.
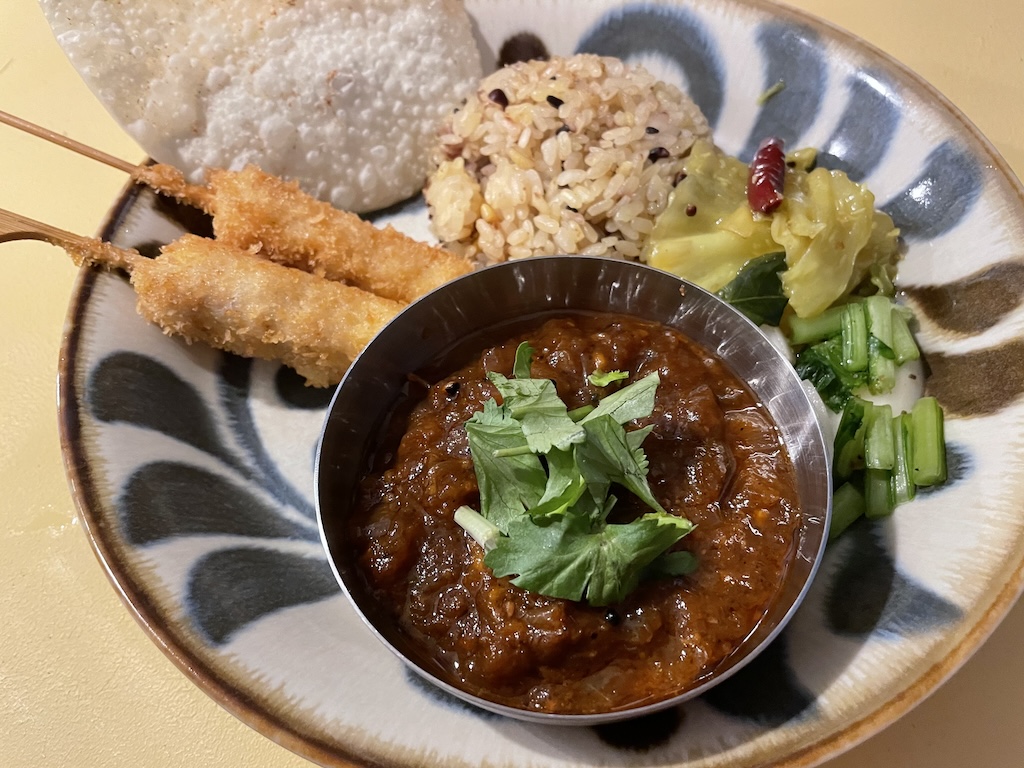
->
0 109 217 211
0 108 139 174
0 207 139 272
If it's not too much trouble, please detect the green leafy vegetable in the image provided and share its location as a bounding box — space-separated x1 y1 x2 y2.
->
457 343 695 606
911 396 946 486
716 251 789 326
864 295 896 394
829 482 865 541
488 371 585 454
576 416 666 515
589 369 629 387
827 393 948 542
794 337 868 411
840 302 868 372
529 447 588 519
645 549 700 578
579 372 659 426
513 342 534 380
486 512 693 606
787 304 844 345
567 404 595 422
464 398 546 533
889 307 921 365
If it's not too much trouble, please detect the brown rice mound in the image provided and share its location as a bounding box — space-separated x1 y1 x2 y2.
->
425 54 711 263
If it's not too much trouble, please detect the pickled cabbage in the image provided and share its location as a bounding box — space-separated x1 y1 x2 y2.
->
643 140 900 319
644 141 776 292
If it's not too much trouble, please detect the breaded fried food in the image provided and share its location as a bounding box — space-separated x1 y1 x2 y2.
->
67 233 403 387
134 163 474 303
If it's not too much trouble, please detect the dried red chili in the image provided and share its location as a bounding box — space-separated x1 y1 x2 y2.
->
747 137 787 214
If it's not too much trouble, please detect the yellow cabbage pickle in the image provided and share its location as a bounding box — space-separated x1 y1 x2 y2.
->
643 140 900 318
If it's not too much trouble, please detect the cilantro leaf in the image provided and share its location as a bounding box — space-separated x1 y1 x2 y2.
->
513 341 534 380
529 447 587 519
580 372 659 426
486 511 693 606
488 372 585 453
626 424 654 453
464 398 546 532
589 369 629 387
456 347 696 607
646 549 699 577
576 415 666 515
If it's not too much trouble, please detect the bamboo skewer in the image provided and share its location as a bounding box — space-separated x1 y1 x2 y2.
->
0 109 474 303
0 110 417 385
0 205 402 387
0 109 217 209
0 110 467 385
0 108 139 174
0 207 138 271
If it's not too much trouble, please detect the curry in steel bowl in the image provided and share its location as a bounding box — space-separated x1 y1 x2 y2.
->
316 257 831 722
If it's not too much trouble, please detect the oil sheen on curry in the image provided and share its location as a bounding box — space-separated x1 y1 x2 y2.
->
351 313 801 714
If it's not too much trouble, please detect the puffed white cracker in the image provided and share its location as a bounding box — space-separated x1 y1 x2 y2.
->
41 0 482 212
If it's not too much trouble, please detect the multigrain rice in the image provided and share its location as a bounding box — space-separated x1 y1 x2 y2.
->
425 55 711 263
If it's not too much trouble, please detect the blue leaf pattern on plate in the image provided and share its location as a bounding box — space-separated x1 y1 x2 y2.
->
825 522 962 638
882 140 983 239
815 69 901 180
89 352 240 471
219 355 320 519
90 350 327 639
119 461 315 546
577 4 725 129
187 547 339 645
740 22 826 160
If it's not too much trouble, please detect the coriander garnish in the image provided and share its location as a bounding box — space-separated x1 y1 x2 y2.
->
455 342 696 606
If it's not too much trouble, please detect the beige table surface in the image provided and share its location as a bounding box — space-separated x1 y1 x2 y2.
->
2 0 1022 766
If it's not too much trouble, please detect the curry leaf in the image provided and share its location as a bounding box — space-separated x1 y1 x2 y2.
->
717 251 789 326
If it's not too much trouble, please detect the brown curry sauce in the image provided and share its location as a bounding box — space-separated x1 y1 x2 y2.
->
350 314 801 714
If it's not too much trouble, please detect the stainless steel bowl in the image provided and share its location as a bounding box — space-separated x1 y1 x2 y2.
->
315 255 831 725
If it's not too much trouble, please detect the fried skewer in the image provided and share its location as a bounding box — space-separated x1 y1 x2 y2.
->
0 208 402 387
134 163 473 303
0 110 474 303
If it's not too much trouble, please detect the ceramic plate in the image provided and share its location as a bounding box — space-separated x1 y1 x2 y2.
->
58 1 1024 766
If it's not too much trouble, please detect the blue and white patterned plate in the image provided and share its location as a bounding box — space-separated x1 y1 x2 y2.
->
58 1 1024 766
